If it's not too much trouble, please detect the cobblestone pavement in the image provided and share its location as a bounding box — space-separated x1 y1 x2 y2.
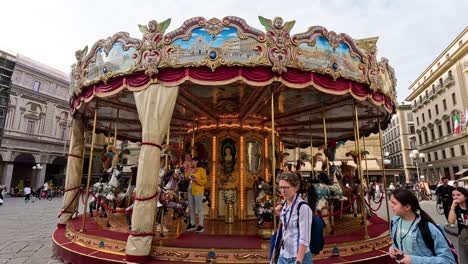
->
0 197 64 264
0 194 460 263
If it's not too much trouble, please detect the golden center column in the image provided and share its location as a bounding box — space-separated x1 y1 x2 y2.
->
125 84 179 263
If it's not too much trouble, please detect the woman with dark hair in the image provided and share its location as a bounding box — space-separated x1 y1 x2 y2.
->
274 172 313 264
448 187 468 262
389 189 455 263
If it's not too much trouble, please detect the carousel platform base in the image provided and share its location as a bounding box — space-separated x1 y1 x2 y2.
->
52 213 392 263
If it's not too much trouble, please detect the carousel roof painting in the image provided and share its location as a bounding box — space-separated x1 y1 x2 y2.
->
69 16 397 148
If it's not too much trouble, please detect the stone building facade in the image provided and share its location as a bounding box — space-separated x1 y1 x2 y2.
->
405 27 468 180
0 53 71 191
383 103 417 184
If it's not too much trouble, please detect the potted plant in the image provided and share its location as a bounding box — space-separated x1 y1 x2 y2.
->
254 198 274 227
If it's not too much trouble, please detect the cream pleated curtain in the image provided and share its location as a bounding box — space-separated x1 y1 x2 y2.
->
126 84 179 260
58 117 84 225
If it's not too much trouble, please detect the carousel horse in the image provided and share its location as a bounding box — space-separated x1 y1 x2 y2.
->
88 164 123 227
155 168 188 233
88 176 107 217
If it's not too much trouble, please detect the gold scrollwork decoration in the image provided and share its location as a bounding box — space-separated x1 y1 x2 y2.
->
154 250 190 258
233 253 269 260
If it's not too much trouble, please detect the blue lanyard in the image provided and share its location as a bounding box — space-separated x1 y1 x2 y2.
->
282 195 298 231
399 217 416 251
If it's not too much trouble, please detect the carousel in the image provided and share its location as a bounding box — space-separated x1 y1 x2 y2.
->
53 16 397 263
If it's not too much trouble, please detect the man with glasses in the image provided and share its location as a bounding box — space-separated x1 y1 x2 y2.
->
273 172 313 264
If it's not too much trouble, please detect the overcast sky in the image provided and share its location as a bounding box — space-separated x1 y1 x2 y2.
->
0 0 466 101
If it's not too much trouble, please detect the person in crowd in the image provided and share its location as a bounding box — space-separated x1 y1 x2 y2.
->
389 182 396 196
24 186 31 202
275 172 313 264
185 157 207 232
389 189 455 264
435 177 455 223
453 181 459 188
448 187 468 263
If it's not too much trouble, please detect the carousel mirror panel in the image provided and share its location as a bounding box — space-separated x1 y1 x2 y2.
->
246 140 262 174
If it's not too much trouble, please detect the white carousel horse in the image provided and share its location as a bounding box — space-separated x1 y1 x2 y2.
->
88 165 123 227
155 168 188 234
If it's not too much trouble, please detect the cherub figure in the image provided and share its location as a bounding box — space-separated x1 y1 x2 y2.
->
70 46 88 96
258 16 296 73
138 19 171 49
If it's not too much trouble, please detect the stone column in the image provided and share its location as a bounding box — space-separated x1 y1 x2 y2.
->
35 164 47 190
2 163 14 190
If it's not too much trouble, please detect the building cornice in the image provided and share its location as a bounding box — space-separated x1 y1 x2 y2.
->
406 27 468 101
10 85 69 107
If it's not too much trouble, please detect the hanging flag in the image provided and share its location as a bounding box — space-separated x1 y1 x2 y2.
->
453 112 461 134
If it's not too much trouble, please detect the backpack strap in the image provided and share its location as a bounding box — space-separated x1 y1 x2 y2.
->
297 201 308 250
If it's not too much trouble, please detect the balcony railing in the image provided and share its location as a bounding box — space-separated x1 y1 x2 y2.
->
444 75 455 87
435 83 444 94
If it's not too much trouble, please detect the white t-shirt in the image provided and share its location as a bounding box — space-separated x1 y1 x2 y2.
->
43 183 49 191
24 187 31 195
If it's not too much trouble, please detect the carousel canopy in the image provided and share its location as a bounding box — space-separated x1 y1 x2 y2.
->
69 16 396 148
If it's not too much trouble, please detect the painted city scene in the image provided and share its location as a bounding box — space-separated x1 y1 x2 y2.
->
298 36 365 81
169 26 262 64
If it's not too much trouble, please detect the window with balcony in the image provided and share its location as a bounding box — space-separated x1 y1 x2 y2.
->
439 78 443 86
424 131 428 143
60 126 67 140
428 109 431 119
430 128 435 140
450 147 455 157
448 70 453 79
435 104 439 115
446 121 452 134
409 125 415 134
443 99 447 110
418 133 422 145
26 120 35 134
438 125 443 137
428 153 432 162
407 112 413 121
461 145 466 155
432 84 435 92
434 151 438 161
442 149 446 159
452 93 456 105
33 81 40 92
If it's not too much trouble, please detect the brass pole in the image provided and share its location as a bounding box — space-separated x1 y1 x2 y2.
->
322 109 329 175
113 109 119 148
191 122 195 157
165 125 170 170
80 123 88 180
309 117 314 178
378 116 391 225
354 103 369 239
362 135 370 186
81 110 98 232
271 90 277 230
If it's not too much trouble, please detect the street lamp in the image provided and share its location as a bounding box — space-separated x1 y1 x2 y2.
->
32 164 43 189
409 149 425 182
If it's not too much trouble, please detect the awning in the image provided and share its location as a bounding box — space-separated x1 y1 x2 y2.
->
455 168 468 176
